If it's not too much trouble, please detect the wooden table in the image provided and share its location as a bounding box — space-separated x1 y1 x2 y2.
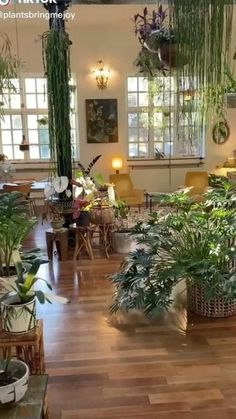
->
69 223 96 260
0 181 48 192
0 375 49 419
0 320 45 375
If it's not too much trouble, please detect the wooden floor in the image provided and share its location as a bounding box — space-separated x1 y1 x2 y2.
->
26 223 236 419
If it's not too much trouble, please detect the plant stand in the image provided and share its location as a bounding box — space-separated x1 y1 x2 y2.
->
98 223 114 258
0 375 49 419
46 228 68 261
0 319 45 374
187 284 236 318
69 223 96 260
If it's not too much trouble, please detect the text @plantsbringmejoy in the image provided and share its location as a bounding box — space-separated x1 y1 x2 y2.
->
0 0 76 20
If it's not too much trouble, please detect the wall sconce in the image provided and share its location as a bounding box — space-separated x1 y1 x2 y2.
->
112 157 123 174
93 60 111 90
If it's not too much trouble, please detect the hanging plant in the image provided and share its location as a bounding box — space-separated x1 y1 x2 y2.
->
169 0 234 125
0 33 19 118
133 6 185 71
42 28 72 184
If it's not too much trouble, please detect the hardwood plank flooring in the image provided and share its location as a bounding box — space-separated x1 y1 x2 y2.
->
24 222 236 418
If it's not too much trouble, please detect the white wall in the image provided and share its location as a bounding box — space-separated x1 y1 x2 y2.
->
2 4 236 192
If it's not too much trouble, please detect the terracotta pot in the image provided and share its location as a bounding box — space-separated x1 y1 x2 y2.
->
160 43 187 68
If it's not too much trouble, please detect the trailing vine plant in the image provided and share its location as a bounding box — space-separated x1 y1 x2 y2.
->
0 33 19 118
169 0 234 126
42 27 72 184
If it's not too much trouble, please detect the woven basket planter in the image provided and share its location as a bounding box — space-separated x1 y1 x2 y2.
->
187 283 236 318
90 206 114 225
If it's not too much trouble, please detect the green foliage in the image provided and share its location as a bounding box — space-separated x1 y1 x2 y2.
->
42 29 72 181
0 260 68 305
110 182 236 317
0 192 37 277
0 33 19 118
170 0 234 124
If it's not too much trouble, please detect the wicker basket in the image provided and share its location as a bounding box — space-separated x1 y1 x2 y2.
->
90 206 114 225
187 283 236 318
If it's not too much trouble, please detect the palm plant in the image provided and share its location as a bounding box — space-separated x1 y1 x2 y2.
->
0 192 37 277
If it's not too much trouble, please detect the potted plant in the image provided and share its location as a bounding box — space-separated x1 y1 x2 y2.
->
46 202 64 231
133 6 183 69
0 358 29 404
72 198 91 226
0 260 68 334
110 182 236 318
113 200 134 254
0 192 37 294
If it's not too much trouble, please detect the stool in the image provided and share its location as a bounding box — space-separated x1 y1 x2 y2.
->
46 228 68 261
0 319 45 374
69 223 96 260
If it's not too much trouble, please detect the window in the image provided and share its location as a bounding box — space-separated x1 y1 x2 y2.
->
0 76 78 161
127 76 205 159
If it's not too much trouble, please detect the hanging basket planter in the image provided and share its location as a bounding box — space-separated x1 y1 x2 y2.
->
19 143 29 151
226 93 236 108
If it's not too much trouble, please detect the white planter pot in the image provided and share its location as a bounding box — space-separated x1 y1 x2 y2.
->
0 360 29 404
113 231 134 254
1 296 36 334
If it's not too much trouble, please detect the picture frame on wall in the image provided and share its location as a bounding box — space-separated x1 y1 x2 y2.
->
86 98 118 143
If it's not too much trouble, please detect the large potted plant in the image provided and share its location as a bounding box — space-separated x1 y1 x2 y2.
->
0 358 29 404
0 260 68 334
110 182 236 318
113 200 133 254
0 192 37 294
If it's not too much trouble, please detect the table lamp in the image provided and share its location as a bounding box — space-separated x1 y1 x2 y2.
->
112 157 123 174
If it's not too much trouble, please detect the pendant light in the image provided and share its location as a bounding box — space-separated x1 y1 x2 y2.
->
14 8 29 152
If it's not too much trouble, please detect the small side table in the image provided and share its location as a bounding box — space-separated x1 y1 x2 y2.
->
0 319 45 375
69 223 96 260
46 228 68 261
0 375 49 419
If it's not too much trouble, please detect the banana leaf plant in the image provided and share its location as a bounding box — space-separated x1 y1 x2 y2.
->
0 260 68 305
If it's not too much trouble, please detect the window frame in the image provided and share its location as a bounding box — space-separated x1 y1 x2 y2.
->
126 75 205 160
0 73 79 163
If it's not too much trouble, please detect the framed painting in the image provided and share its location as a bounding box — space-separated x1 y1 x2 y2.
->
86 99 118 143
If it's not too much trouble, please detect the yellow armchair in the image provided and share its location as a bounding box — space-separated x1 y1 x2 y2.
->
184 171 209 200
109 173 145 209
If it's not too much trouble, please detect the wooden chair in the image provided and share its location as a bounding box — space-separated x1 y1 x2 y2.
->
3 183 37 216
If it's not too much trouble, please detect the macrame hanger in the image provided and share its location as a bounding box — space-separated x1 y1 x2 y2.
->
14 4 29 152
